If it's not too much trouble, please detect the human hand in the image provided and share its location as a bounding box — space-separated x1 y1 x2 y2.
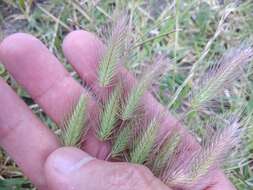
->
0 31 236 190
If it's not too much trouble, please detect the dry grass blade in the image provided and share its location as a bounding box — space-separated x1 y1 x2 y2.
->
122 60 167 120
190 46 253 110
152 134 181 176
130 118 159 164
98 12 129 87
98 87 121 140
168 120 241 187
61 94 87 147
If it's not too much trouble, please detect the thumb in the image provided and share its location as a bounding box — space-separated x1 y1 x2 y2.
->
44 147 171 190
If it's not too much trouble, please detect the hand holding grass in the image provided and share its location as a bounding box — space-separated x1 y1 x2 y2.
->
0 31 238 190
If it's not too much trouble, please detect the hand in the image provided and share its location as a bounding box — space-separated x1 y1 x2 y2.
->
0 31 236 190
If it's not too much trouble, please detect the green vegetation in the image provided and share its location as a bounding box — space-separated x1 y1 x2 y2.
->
61 94 87 147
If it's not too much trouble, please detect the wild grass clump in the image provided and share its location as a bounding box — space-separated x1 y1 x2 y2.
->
59 9 253 190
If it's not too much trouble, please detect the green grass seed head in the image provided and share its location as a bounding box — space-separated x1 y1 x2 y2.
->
111 124 132 157
98 12 129 87
167 120 241 188
190 46 253 110
122 60 167 120
130 118 160 164
152 133 181 176
98 87 121 140
61 94 88 147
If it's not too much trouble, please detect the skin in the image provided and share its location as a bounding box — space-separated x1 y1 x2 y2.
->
0 31 236 190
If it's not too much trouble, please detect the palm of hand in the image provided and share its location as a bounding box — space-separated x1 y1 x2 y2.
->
0 31 235 190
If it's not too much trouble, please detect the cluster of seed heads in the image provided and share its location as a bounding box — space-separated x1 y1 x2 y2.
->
60 10 253 190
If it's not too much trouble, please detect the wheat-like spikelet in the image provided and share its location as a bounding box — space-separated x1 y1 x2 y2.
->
167 120 241 188
130 118 160 164
61 94 88 147
98 12 129 87
97 87 121 140
111 124 132 157
190 46 253 110
161 137 197 186
122 60 167 120
111 111 147 157
152 134 181 176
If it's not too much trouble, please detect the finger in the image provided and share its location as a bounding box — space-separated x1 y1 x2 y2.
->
62 31 235 190
0 33 109 158
206 170 236 190
0 78 59 189
62 30 104 89
45 147 171 190
63 30 198 147
0 33 83 125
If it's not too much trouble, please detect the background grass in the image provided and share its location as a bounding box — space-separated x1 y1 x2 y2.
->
0 0 253 189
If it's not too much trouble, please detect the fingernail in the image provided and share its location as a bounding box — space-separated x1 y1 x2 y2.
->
52 151 95 174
